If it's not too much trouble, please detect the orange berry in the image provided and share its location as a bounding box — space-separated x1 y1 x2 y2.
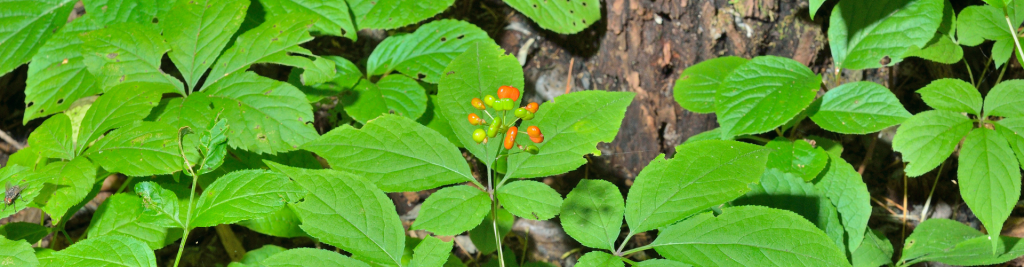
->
527 126 541 137
468 113 483 125
504 126 518 150
529 135 544 143
471 98 486 110
525 102 539 113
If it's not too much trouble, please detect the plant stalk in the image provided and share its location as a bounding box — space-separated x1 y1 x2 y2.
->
920 161 946 222
1005 16 1024 69
614 232 635 256
963 59 975 86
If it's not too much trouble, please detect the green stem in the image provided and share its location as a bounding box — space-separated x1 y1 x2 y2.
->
963 59 975 86
614 232 635 256
173 171 198 267
620 244 654 257
619 256 638 265
919 160 945 222
995 61 1008 87
489 172 506 267
974 57 993 89
1004 16 1024 69
116 176 134 194
736 135 771 144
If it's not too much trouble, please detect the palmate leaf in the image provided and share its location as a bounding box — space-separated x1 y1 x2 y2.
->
0 236 37 267
80 22 185 94
33 157 95 223
828 0 943 70
916 78 983 115
984 79 1024 118
899 219 1024 266
191 170 304 228
764 139 828 181
40 236 156 267
651 206 849 267
412 185 490 236
892 110 973 176
260 0 355 40
27 113 73 160
83 121 193 177
76 82 169 155
496 180 562 220
808 81 911 134
0 0 75 77
506 91 634 179
626 141 770 234
409 236 454 267
504 0 601 34
85 193 171 250
201 14 316 91
366 20 493 84
560 179 623 251
814 153 872 253
347 0 455 30
958 128 1020 252
716 56 820 139
575 251 624 267
163 0 248 91
265 162 404 266
672 56 748 113
23 14 102 123
340 76 427 123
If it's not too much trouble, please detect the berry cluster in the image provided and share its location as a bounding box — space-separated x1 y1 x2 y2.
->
467 86 544 154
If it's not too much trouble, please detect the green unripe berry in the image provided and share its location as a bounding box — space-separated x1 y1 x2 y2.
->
473 129 486 143
483 95 497 107
487 117 502 138
525 145 539 154
514 108 529 118
523 111 535 120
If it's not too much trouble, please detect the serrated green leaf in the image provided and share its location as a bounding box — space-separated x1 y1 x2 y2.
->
814 153 872 253
651 206 850 267
163 0 248 90
290 55 363 102
635 259 692 267
716 56 820 139
438 42 523 168
235 245 287 266
916 78 983 115
984 79 1024 118
904 34 964 64
995 118 1024 168
302 114 476 192
892 110 973 176
409 236 454 267
506 91 634 179
367 20 492 83
134 181 183 228
33 157 95 223
23 15 102 123
0 222 49 244
42 236 155 267
237 205 307 238
808 81 911 134
201 148 322 188
829 0 943 70
197 118 228 175
852 229 893 267
733 169 846 254
992 35 1019 69
150 96 215 135
560 179 623 251
27 114 73 160
807 135 844 158
80 23 184 94
468 208 513 255
575 251 623 267
413 185 490 236
265 162 404 265
899 218 1024 266
0 165 43 219
419 96 462 148
202 14 316 91
496 180 562 221
627 141 770 234
83 121 192 177
504 0 600 34
348 0 454 30
957 5 1011 47
259 248 371 267
84 0 158 25
681 128 722 144
261 0 355 40
958 128 1020 252
0 0 75 77
0 236 38 267
341 76 428 122
76 82 167 154
191 170 303 228
765 139 829 181
86 193 170 250
672 56 748 113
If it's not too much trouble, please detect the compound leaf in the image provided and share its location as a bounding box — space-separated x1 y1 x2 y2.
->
957 128 1020 252
808 81 911 134
716 56 820 139
366 19 492 83
672 56 748 113
163 0 249 90
560 179 623 251
892 110 973 176
412 185 490 236
23 15 102 123
496 180 562 221
916 78 983 115
829 0 943 70
191 170 303 228
76 82 167 154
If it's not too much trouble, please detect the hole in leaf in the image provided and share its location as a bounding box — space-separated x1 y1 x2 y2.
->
570 10 574 14
440 37 447 42
582 19 586 24
208 103 215 110
152 17 158 23
582 2 587 6
417 73 426 80
457 35 465 40
57 98 64 104
27 102 33 107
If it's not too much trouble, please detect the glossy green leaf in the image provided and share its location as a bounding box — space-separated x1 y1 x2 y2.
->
497 180 562 221
991 35 1018 69
807 135 844 158
367 20 492 83
27 114 73 160
984 79 1024 118
561 179 623 251
904 34 964 64
134 181 183 228
83 121 190 177
899 218 1024 266
958 128 1021 251
80 23 184 94
469 208 513 255
504 0 600 34
716 56 820 139
42 236 155 267
238 205 306 238
0 165 43 219
828 0 943 70
651 206 849 267
348 0 454 30
957 5 1011 47
507 91 634 179
163 0 248 90
261 0 355 40
259 248 371 267
34 157 95 223
341 76 428 122
765 139 829 181
809 81 911 134
815 153 872 253
0 236 38 267
83 0 158 24
413 185 490 236
672 56 748 113
0 222 49 244
202 14 316 90
409 236 454 267
733 169 846 253
438 43 523 168
23 15 102 123
76 82 167 154
86 193 170 250
575 251 623 267
265 162 404 265
891 110 973 176
290 55 362 102
852 229 893 267
419 96 462 148
627 140 770 234
191 170 303 228
916 78 983 115
0 0 75 77
681 128 722 144
995 118 1024 168
234 245 287 266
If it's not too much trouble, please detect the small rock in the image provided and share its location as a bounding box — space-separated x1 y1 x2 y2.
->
654 14 663 25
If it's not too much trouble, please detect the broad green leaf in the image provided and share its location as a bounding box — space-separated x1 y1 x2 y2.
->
290 55 362 102
807 135 844 158
891 110 973 176
958 128 1020 251
412 185 490 236
80 23 184 94
303 114 476 192
651 206 849 267
445 254 467 267
259 248 371 267
76 82 167 154
265 162 404 265
468 208 513 255
957 5 1011 46
150 96 215 135
261 0 355 40
27 114 73 160
0 0 75 77
503 0 600 34
202 14 316 90
348 0 455 30
995 117 1024 168
828 0 943 70
904 34 964 64
191 170 303 228
991 35 1019 69
635 259 692 267
899 218 1024 266
238 205 307 238
681 128 722 144
134 181 183 228
163 0 248 90
83 121 191 177
86 193 169 250
939 0 957 40
419 96 462 148
33 157 95 222
341 76 428 122
984 79 1024 118
202 148 322 188
672 56 748 113
496 180 562 220
716 56 820 139
627 141 770 234
765 139 829 181
437 42 523 168
575 251 623 267
200 72 319 155
0 236 38 267
23 15 102 123
916 78 983 115
808 81 911 134
42 236 155 267
733 169 846 253
366 20 492 83
814 153 872 253
506 91 635 179
235 245 287 266
409 236 454 267
0 222 49 244
852 229 893 267
0 165 43 219
560 179 623 251
83 0 158 24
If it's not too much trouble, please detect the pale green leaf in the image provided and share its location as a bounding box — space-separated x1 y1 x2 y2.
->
236 245 287 266
366 20 493 83
348 0 455 30
991 35 1018 69
904 34 964 64
891 110 973 176
27 114 73 160
134 181 183 228
765 139 829 181
995 118 1024 168
34 157 95 223
23 15 102 123
409 236 454 267
191 170 303 228
575 251 623 267
828 0 943 70
163 0 248 90
560 179 623 251
77 82 167 155
80 23 184 94
202 14 316 90
43 236 155 267
716 56 820 139
899 218 1024 266
504 0 600 34
0 0 75 77
260 248 371 267
733 169 846 254
984 79 1024 118
916 78 983 115
261 0 356 40
814 153 872 253
808 81 911 134
0 236 38 267
83 121 190 177
413 185 490 236
852 229 893 267
672 56 748 113
958 128 1020 251
237 205 307 238
496 180 562 221
197 118 228 175
341 76 427 122
468 208 513 255
86 193 170 250
0 165 43 219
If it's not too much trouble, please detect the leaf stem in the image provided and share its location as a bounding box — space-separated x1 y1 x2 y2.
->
963 59 975 87
735 135 770 144
620 244 653 256
975 57 993 89
1005 16 1024 68
614 231 635 256
116 176 134 194
489 167 506 267
619 256 637 265
919 160 946 222
173 127 201 267
995 60 1009 86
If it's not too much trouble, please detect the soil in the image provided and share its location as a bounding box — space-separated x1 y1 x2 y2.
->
3 0 1024 266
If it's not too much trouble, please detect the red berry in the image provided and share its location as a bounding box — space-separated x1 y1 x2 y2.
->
529 134 544 143
471 98 486 110
525 102 539 113
504 126 518 150
527 126 541 137
498 85 521 101
468 113 483 125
